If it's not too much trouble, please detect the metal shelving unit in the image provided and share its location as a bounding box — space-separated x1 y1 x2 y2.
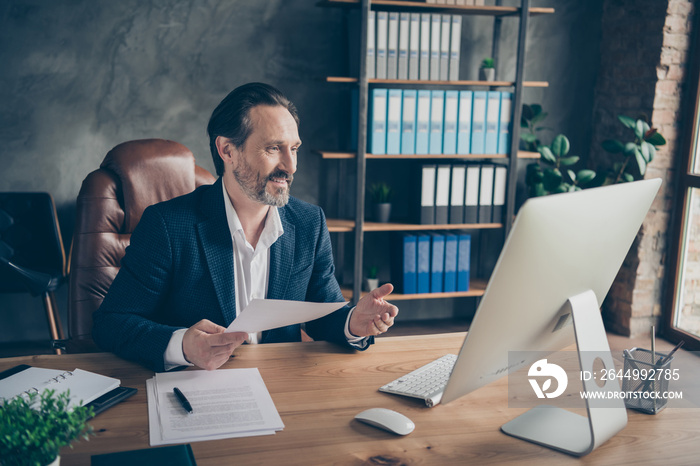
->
319 0 552 304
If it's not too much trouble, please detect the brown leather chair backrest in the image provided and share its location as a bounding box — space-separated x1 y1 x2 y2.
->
68 139 216 351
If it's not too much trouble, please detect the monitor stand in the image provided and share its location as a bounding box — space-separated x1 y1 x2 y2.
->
501 289 628 456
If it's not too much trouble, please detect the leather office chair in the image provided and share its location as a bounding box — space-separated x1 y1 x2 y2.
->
68 139 216 352
0 192 67 354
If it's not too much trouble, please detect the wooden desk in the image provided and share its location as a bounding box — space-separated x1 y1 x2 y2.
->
1 333 697 465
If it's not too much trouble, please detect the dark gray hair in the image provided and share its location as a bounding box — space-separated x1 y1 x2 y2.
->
207 82 299 176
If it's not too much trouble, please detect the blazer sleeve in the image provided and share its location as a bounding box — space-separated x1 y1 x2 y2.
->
303 207 373 350
92 205 181 372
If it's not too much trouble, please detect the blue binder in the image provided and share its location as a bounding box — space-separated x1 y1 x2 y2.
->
392 233 417 294
417 234 431 293
369 88 388 155
498 92 513 155
429 90 445 155
443 233 458 292
443 90 459 155
484 91 501 155
457 90 472 155
457 233 471 292
386 89 402 155
429 233 445 293
415 90 431 154
470 91 487 155
401 89 417 154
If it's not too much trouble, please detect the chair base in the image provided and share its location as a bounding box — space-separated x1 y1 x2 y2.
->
42 291 65 355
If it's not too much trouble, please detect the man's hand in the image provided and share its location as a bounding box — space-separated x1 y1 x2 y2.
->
349 283 399 337
182 319 247 370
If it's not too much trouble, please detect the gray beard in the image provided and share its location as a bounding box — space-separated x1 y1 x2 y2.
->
233 163 292 207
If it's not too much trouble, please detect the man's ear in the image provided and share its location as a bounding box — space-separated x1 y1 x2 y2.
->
215 136 237 167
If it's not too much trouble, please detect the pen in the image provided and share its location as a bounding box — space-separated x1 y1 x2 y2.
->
657 340 684 367
173 387 193 414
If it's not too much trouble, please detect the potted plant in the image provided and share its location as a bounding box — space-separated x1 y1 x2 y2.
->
520 103 551 152
479 57 495 81
0 389 94 466
368 182 393 223
364 265 379 292
600 114 667 184
525 134 596 197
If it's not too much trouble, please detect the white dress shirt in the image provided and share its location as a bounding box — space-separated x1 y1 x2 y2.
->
164 180 364 370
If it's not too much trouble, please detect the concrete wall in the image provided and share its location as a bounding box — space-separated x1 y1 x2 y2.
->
0 0 603 344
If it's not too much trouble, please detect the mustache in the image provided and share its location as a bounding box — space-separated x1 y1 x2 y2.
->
268 170 293 183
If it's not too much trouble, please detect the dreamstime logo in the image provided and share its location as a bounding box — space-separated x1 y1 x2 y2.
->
528 359 568 399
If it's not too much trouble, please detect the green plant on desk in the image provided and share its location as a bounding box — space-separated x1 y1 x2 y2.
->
0 389 94 466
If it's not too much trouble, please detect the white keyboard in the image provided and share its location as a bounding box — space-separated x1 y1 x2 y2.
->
379 354 457 407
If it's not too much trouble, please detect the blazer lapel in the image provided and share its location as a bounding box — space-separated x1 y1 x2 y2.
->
197 178 237 326
267 208 294 300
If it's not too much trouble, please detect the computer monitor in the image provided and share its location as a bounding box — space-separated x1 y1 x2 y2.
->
441 178 661 456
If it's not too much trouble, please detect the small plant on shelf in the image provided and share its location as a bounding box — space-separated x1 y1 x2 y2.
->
368 182 393 223
364 265 379 291
479 57 496 81
0 389 94 466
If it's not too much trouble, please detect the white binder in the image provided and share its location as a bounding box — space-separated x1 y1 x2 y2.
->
387 12 399 80
408 13 420 80
440 14 451 81
449 15 462 81
376 11 388 79
420 14 431 81
367 11 375 79
398 13 410 80
430 14 441 81
435 164 451 225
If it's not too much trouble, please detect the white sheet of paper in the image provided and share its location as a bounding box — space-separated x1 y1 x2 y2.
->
224 299 348 334
147 368 283 446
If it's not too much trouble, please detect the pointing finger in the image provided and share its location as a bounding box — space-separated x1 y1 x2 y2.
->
369 282 394 300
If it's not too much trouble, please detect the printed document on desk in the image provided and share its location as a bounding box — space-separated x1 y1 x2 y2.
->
224 299 348 334
147 368 284 446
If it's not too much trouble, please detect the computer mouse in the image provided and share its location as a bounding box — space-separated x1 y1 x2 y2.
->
354 408 415 436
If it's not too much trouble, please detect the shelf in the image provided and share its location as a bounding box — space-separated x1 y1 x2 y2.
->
364 221 501 231
325 76 549 87
318 0 554 17
326 218 502 232
327 219 356 232
315 150 540 160
341 279 487 301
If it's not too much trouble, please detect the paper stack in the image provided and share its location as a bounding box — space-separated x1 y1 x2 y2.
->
147 368 284 446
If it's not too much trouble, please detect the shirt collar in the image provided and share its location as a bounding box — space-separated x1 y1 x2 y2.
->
222 178 284 252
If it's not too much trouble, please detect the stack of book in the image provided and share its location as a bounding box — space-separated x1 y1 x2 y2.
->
368 89 512 156
367 12 461 81
419 163 507 225
392 232 471 295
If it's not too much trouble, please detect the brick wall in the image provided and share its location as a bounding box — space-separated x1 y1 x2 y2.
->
591 0 695 336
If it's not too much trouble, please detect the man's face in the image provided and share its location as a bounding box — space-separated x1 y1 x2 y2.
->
231 105 300 207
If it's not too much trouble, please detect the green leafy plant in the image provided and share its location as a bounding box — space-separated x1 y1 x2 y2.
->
368 182 392 204
520 103 551 151
481 57 495 69
526 134 596 197
600 114 667 183
0 389 94 466
366 265 378 279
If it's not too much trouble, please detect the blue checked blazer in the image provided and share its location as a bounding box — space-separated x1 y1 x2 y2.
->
92 177 369 371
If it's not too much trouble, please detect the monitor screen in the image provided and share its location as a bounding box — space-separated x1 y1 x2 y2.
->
441 178 662 405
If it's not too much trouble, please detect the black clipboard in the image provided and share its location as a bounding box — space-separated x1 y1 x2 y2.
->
0 364 137 417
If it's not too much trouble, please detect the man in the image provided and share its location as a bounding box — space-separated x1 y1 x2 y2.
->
92 82 399 372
